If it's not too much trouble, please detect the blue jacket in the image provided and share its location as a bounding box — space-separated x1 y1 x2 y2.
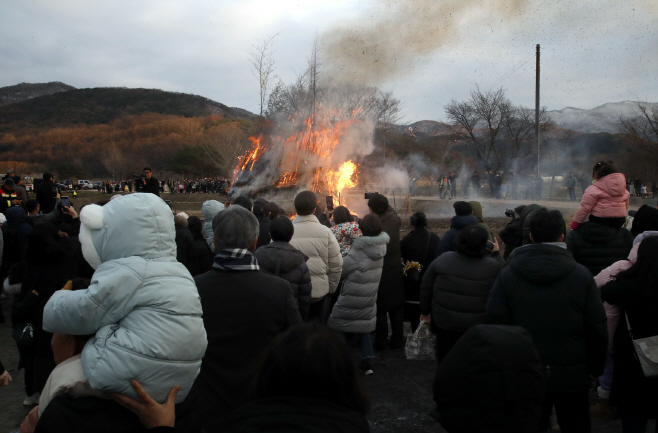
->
43 193 207 403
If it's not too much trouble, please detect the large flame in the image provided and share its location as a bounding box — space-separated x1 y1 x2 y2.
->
234 107 362 196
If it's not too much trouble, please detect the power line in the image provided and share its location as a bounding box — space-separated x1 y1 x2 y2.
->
484 53 535 92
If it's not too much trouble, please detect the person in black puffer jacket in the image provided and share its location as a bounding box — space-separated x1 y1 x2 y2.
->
487 209 607 433
499 205 525 259
255 217 312 321
187 216 213 276
420 225 504 407
566 216 633 277
174 213 195 273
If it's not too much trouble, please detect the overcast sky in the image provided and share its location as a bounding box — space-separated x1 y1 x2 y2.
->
1 0 656 123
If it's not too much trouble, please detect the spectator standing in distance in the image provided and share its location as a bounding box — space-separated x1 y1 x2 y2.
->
179 205 301 431
367 193 405 350
566 172 577 202
187 216 213 277
255 216 312 322
0 178 21 214
534 174 543 200
498 205 526 259
36 173 58 214
579 173 590 198
289 191 342 323
633 177 642 198
461 174 470 199
487 208 607 433
408 176 416 197
471 171 480 197
174 213 195 274
13 176 29 204
2 169 15 181
140 167 160 196
449 172 458 198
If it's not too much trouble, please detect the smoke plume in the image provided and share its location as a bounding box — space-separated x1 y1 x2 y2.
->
320 0 528 85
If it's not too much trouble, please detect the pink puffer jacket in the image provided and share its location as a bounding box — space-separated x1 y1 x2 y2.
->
573 173 629 224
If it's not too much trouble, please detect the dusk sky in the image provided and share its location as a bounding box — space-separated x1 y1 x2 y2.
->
1 0 656 123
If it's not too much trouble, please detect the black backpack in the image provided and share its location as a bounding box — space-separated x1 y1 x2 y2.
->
435 325 545 433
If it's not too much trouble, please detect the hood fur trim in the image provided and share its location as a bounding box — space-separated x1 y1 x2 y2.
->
79 222 102 270
80 204 105 230
352 232 390 250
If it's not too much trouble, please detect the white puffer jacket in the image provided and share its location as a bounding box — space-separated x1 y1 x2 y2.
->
328 232 389 334
290 214 343 300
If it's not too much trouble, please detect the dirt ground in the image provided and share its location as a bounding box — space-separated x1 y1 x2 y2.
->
0 190 626 432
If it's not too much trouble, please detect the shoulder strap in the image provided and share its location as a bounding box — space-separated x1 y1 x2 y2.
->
625 311 634 340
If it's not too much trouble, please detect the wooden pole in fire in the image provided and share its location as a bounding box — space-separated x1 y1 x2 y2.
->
535 44 540 176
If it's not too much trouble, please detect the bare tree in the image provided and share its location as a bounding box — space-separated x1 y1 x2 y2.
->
200 124 250 177
250 33 278 119
445 86 551 173
620 103 658 172
102 142 126 181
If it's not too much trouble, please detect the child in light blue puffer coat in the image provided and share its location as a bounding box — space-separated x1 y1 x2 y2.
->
43 193 208 403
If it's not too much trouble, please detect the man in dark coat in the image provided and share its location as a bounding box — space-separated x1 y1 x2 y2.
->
140 167 160 196
36 173 58 214
436 201 477 256
579 173 589 197
487 208 607 433
566 218 633 276
633 177 642 197
471 171 480 197
566 172 577 201
255 216 312 321
178 205 301 432
174 213 195 274
367 193 404 350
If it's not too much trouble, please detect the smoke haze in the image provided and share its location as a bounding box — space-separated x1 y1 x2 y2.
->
321 0 529 85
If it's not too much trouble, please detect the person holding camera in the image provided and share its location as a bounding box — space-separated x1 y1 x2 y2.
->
141 167 160 196
499 205 526 260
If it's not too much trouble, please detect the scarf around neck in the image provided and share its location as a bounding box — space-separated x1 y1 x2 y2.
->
213 248 260 271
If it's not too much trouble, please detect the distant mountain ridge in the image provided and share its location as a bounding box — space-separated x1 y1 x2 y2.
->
0 81 76 106
0 85 255 132
546 101 658 134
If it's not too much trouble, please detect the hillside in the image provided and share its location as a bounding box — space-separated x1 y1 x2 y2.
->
0 86 255 133
0 81 76 106
547 101 658 134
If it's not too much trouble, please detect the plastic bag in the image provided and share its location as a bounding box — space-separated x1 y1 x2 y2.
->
405 321 435 360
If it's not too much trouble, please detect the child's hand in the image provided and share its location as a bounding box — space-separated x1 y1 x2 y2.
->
112 380 178 429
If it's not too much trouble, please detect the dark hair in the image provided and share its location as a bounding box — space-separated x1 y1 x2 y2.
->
455 225 490 258
333 206 352 225
25 199 39 213
253 198 269 216
367 193 389 215
294 191 317 216
613 236 658 298
267 202 279 219
270 216 294 242
453 201 472 216
529 208 565 243
359 214 382 237
143 167 152 172
410 211 427 229
12 175 20 184
233 196 253 212
187 216 204 240
25 223 71 266
43 172 53 181
251 323 370 415
592 161 617 180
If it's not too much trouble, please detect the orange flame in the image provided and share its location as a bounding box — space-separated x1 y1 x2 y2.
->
234 107 361 195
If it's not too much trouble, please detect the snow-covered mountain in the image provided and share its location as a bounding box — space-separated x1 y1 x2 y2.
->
547 101 658 134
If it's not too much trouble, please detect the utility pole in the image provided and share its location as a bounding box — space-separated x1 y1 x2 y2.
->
535 44 540 176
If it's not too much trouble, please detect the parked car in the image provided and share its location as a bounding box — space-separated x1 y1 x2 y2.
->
77 180 93 190
93 181 103 190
